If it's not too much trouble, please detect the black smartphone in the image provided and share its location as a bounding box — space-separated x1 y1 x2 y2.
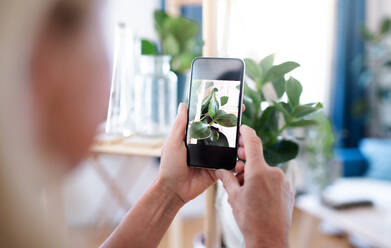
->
185 57 245 170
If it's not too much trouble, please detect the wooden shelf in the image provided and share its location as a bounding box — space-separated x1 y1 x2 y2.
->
91 134 164 157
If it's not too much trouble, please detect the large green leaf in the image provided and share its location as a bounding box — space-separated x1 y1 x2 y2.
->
168 17 199 46
154 10 169 37
272 77 285 98
159 16 198 53
256 106 278 143
286 77 302 107
215 110 237 127
289 119 318 127
281 102 292 114
242 96 255 121
260 54 275 73
208 92 219 118
294 104 322 118
244 58 263 82
190 121 211 139
153 10 200 73
184 39 202 54
244 83 262 106
241 116 252 126
201 88 218 113
273 101 290 121
264 62 300 83
162 34 180 55
257 106 277 131
220 96 228 106
170 52 196 73
141 39 158 55
263 140 299 166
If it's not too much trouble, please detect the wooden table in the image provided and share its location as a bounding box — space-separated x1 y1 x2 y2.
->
296 179 391 248
90 134 184 248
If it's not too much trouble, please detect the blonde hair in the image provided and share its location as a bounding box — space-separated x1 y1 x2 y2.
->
0 0 89 246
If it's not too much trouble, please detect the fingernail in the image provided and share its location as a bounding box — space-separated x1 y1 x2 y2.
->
177 103 183 116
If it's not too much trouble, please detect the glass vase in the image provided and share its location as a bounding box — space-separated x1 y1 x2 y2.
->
134 55 177 136
105 22 137 136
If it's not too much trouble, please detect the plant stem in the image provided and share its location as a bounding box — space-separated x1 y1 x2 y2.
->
208 119 216 126
200 115 207 121
270 122 289 144
277 123 288 136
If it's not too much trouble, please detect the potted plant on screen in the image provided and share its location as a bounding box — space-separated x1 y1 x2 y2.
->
141 10 202 105
215 54 326 248
188 85 237 147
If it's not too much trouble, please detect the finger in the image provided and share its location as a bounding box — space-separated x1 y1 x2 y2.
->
236 172 244 186
240 125 266 170
235 160 245 174
206 169 218 182
241 104 246 113
215 169 240 195
234 161 245 185
237 147 246 160
238 135 244 147
169 103 188 142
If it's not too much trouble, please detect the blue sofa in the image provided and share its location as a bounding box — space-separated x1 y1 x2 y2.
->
336 138 391 181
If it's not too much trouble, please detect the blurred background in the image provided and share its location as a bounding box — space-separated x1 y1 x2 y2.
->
65 0 391 247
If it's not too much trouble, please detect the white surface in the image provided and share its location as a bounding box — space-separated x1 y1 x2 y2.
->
296 178 391 248
215 181 245 248
216 0 336 112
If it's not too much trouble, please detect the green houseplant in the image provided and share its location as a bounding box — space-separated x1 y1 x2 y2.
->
242 54 323 166
216 55 325 248
189 86 237 147
141 10 202 104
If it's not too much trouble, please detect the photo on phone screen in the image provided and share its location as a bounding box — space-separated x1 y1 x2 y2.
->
185 57 244 169
187 79 240 148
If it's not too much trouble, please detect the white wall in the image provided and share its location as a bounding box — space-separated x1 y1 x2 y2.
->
217 0 336 112
102 0 160 64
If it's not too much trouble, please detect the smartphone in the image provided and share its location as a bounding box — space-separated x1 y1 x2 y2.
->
185 57 245 170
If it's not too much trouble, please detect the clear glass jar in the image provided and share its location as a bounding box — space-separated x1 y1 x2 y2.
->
105 22 137 136
134 55 177 136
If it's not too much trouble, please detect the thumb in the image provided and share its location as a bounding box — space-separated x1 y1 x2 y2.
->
216 169 239 195
170 103 188 141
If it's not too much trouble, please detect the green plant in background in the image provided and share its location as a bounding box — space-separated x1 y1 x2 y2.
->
306 113 335 166
242 55 323 165
352 17 391 136
141 10 202 74
189 85 237 147
361 17 391 44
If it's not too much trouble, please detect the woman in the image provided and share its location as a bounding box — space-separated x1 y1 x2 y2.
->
0 0 294 247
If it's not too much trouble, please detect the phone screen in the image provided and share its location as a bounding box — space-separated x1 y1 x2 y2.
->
186 58 244 170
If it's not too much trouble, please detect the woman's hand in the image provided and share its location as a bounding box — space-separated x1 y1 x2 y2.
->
216 126 294 248
157 103 217 204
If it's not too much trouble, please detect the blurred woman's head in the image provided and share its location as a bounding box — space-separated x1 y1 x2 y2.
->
0 0 109 246
30 0 110 167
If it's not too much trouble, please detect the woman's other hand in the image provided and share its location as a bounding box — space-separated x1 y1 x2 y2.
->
157 103 217 204
216 125 294 248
